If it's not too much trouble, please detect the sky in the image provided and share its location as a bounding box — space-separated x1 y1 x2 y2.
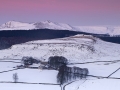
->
0 0 120 26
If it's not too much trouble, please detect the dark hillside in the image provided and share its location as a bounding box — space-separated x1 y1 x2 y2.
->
0 29 120 50
0 29 87 49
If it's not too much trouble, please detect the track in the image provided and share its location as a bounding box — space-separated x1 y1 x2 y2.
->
69 60 120 65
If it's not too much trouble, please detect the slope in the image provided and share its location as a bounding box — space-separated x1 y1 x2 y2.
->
0 35 120 90
0 34 120 62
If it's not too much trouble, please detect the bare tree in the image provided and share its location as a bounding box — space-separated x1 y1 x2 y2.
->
13 73 18 83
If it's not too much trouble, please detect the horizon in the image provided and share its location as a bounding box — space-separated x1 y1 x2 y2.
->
0 20 120 27
0 0 120 26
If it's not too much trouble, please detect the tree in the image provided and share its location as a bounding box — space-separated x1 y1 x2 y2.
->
57 66 89 84
57 65 67 84
57 65 73 84
13 73 18 83
48 56 68 70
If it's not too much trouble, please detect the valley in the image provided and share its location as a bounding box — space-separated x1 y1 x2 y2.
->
0 21 120 90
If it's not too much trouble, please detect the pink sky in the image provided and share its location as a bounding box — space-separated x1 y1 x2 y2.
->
0 0 120 25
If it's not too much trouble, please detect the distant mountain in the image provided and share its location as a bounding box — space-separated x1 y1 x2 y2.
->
74 26 120 36
0 21 73 30
0 21 120 36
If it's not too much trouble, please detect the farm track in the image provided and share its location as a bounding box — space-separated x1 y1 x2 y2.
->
0 81 60 85
1 58 120 64
0 59 21 61
69 60 120 65
0 68 22 73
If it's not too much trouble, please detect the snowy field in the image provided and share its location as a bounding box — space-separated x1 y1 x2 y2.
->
0 35 120 90
0 83 61 90
0 60 120 90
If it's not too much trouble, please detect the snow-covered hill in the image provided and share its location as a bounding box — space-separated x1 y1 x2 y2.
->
0 35 120 90
0 21 73 30
74 26 120 36
0 21 35 30
0 21 120 35
0 34 120 62
34 20 73 30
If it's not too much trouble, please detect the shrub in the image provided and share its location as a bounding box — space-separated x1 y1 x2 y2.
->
21 56 39 66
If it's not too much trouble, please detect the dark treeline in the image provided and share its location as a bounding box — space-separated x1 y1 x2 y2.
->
0 29 85 38
57 65 89 84
0 29 109 38
0 29 87 49
0 29 97 50
0 29 120 49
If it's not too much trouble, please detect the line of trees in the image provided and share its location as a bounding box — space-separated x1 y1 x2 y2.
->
20 55 89 85
57 65 89 84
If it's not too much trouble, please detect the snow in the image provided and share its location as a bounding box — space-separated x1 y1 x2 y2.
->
74 26 108 34
0 21 73 30
1 21 120 35
74 26 120 36
68 63 120 77
0 35 120 90
0 21 35 30
0 61 60 90
0 68 58 83
0 83 60 90
0 35 120 62
0 62 18 71
66 79 120 90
